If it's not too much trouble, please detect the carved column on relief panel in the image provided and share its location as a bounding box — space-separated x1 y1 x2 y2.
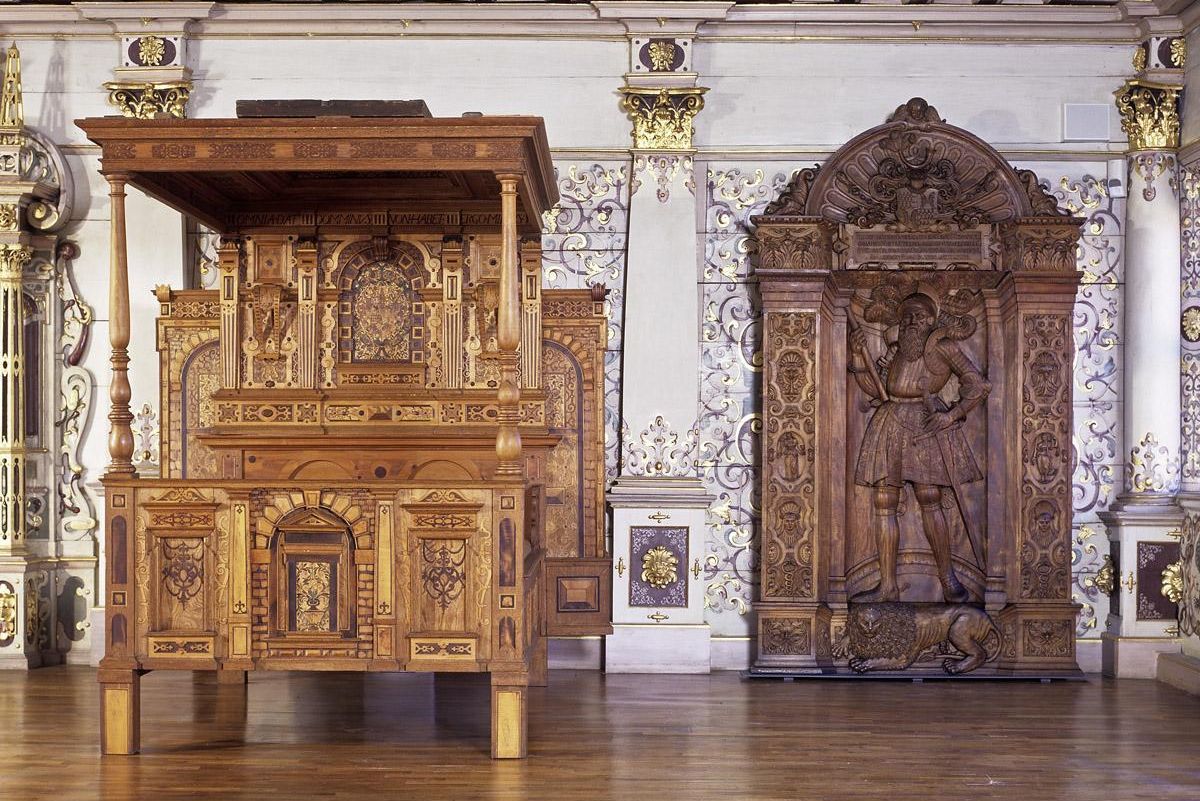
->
442 236 464 390
1017 313 1073 603
295 242 317 389
520 238 541 390
761 311 818 604
998 309 1078 671
753 309 830 672
218 240 240 390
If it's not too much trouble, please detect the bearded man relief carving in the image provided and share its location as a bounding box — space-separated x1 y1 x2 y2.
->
848 285 990 606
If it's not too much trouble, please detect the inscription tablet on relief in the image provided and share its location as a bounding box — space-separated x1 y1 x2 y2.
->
848 229 988 270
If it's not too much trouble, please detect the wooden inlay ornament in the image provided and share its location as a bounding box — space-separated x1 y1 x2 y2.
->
80 109 610 759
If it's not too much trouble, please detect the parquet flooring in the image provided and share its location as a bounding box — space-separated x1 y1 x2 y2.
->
2 666 1198 801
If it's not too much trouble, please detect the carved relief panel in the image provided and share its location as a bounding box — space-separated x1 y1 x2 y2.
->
751 98 1082 677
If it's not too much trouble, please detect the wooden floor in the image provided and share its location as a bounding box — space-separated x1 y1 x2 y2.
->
3 667 1199 800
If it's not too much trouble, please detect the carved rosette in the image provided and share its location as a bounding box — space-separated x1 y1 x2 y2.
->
104 81 192 120
1019 314 1073 601
620 87 707 151
761 312 817 601
1114 80 1182 152
760 617 812 656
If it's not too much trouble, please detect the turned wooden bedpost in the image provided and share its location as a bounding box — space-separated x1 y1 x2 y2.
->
104 172 136 478
495 173 522 477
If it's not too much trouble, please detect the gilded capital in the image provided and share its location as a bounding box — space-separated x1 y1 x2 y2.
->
1115 79 1182 151
620 86 707 151
0 242 32 278
104 80 192 120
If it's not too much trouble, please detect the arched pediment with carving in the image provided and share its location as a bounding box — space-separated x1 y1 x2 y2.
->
752 98 1079 275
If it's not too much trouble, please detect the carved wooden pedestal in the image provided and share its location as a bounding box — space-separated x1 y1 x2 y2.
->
751 99 1082 678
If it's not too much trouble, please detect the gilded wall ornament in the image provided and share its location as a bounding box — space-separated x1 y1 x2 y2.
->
1114 80 1182 151
620 87 707 151
104 81 192 120
1183 306 1200 342
0 202 17 232
1161 560 1183 604
1127 431 1181 494
137 36 167 67
631 154 694 202
1130 152 1177 202
641 545 679 589
1132 44 1148 72
1171 38 1187 68
620 415 699 477
1093 554 1116 595
647 41 678 72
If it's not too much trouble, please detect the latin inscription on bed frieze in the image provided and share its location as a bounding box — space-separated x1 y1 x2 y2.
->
847 229 987 270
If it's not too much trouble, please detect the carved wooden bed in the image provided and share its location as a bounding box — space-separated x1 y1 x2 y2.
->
78 109 610 758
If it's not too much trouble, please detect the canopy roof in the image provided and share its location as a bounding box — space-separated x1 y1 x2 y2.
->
75 114 558 235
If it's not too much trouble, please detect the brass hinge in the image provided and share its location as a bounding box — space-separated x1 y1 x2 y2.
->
648 611 669 623
615 557 626 577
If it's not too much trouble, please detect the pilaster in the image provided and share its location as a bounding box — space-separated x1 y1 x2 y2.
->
1102 50 1187 677
601 6 728 673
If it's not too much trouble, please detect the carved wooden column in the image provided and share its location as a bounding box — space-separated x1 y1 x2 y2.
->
105 173 136 478
495 174 522 477
0 243 31 553
441 236 464 389
218 239 240 390
520 237 541 390
1101 74 1187 677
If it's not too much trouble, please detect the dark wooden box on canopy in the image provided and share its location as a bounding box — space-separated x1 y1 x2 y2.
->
78 111 612 758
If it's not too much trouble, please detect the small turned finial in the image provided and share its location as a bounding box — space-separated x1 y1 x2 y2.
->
0 42 23 130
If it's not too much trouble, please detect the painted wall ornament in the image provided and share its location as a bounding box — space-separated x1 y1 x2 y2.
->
620 415 699 478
